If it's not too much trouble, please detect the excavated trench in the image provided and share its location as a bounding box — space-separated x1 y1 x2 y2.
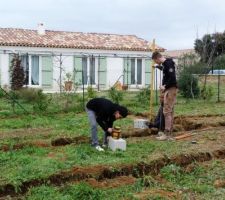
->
0 148 225 197
1 114 225 151
51 114 225 145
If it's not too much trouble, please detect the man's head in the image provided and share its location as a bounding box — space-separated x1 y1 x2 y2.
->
152 51 165 65
114 105 128 120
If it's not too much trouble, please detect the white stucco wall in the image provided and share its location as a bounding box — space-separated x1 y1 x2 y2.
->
0 54 10 87
0 46 165 92
106 57 123 87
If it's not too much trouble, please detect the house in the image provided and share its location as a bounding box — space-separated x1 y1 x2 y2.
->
163 49 196 65
0 24 165 92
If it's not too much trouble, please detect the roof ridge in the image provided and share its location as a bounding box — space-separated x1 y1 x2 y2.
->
0 27 141 38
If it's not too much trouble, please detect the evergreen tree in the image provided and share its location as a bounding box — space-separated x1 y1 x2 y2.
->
11 54 25 90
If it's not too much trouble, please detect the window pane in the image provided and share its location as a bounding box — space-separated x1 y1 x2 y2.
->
21 55 29 85
82 57 88 84
89 57 95 85
31 56 39 85
137 59 142 84
131 58 135 84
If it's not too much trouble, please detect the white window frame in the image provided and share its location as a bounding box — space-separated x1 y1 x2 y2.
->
130 58 144 88
22 55 41 88
83 57 98 88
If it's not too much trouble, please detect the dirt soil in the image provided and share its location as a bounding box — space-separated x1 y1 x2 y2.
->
1 146 224 198
86 176 136 188
134 189 180 200
51 136 90 146
0 128 52 139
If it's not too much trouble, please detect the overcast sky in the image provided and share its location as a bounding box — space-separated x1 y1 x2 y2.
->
0 0 225 50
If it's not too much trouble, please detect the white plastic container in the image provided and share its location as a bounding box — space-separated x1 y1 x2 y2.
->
108 136 126 151
134 119 149 129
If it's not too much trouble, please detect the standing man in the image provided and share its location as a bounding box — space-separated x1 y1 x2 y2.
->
86 98 128 151
152 51 178 141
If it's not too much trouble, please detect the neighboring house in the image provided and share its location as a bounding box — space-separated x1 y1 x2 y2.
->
163 49 196 65
0 24 164 92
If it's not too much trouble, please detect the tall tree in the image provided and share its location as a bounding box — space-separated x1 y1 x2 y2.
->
11 54 25 90
194 31 225 63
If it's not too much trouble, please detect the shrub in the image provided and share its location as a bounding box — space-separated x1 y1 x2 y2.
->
108 87 124 104
200 85 214 100
15 88 41 103
10 55 25 90
178 71 200 99
87 86 97 99
33 90 51 112
136 87 150 104
214 54 225 70
60 93 84 113
0 89 5 98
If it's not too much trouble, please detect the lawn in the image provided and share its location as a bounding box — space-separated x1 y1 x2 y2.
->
0 90 225 199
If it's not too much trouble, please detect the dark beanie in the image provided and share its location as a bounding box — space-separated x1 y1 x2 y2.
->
117 105 128 118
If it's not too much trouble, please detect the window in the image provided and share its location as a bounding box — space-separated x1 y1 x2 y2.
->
130 58 143 85
89 57 95 85
131 58 135 84
80 57 96 85
137 59 142 84
21 55 29 85
20 55 40 86
82 57 88 84
31 56 39 85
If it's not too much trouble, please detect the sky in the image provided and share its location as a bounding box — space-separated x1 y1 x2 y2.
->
0 0 225 50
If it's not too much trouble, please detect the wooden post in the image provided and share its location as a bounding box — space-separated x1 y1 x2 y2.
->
150 39 155 121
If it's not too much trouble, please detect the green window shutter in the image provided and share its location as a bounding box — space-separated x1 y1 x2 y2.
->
123 58 131 85
98 57 107 88
0 55 1 85
74 56 83 85
42 56 53 88
145 59 151 86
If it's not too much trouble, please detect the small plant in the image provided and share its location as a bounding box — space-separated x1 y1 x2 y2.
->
200 85 214 100
15 88 41 103
0 89 5 98
87 86 97 99
65 182 104 200
61 93 84 113
33 90 51 112
64 72 73 91
108 87 124 104
136 87 150 104
65 72 73 82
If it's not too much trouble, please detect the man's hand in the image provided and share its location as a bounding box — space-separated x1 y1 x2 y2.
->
107 128 113 133
153 64 163 70
160 85 166 91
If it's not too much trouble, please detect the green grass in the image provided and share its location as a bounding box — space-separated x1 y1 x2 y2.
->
0 91 225 199
24 159 225 200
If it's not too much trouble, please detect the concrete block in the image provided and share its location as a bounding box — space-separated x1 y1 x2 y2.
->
134 119 149 129
108 136 126 151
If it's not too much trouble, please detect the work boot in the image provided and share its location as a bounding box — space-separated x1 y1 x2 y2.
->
156 130 173 141
165 130 175 141
156 131 168 141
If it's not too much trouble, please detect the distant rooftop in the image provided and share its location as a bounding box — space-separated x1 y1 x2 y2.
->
163 49 195 58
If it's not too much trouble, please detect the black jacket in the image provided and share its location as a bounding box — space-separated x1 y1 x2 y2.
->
86 98 117 132
161 59 177 89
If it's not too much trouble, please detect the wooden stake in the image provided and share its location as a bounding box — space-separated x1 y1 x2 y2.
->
150 39 155 121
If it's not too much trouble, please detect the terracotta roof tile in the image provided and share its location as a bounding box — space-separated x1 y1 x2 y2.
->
163 49 195 58
0 28 164 52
